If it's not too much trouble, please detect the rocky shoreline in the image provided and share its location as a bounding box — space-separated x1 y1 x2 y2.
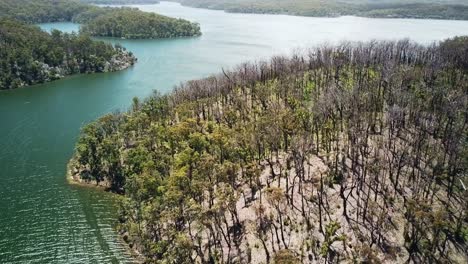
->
66 157 111 189
9 51 137 90
104 51 138 72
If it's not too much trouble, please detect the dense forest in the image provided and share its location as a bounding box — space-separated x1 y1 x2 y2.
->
171 0 468 20
0 19 136 90
80 8 201 39
70 36 468 263
0 0 89 23
0 0 201 39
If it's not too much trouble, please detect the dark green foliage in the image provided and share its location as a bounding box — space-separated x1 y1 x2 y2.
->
71 37 468 263
80 7 201 39
0 19 135 90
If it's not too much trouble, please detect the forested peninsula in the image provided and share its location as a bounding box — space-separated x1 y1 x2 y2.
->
171 0 468 20
0 19 136 90
79 8 201 39
69 36 468 263
0 0 201 39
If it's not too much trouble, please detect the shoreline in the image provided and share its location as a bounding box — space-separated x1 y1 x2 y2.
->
66 157 145 263
1 50 137 91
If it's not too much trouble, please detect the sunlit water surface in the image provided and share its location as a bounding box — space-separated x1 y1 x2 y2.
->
2 2 468 263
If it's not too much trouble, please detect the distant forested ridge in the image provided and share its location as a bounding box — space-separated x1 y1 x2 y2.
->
0 19 136 90
171 0 468 20
0 0 89 23
0 0 201 39
80 0 159 4
70 36 468 263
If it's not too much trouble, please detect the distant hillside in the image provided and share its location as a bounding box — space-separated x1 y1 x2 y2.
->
170 0 468 20
0 0 89 23
80 0 160 4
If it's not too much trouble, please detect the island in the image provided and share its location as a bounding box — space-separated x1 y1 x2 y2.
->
69 36 468 263
0 19 136 90
170 0 468 20
0 0 201 39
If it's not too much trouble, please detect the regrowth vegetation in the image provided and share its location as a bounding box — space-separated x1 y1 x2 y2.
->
0 19 136 90
70 37 468 263
0 0 201 39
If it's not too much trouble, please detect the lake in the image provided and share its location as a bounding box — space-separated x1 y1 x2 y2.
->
1 1 468 263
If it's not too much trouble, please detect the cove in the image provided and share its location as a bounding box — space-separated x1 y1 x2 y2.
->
1 2 468 263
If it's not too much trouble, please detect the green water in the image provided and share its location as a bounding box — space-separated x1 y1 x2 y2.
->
2 2 468 263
